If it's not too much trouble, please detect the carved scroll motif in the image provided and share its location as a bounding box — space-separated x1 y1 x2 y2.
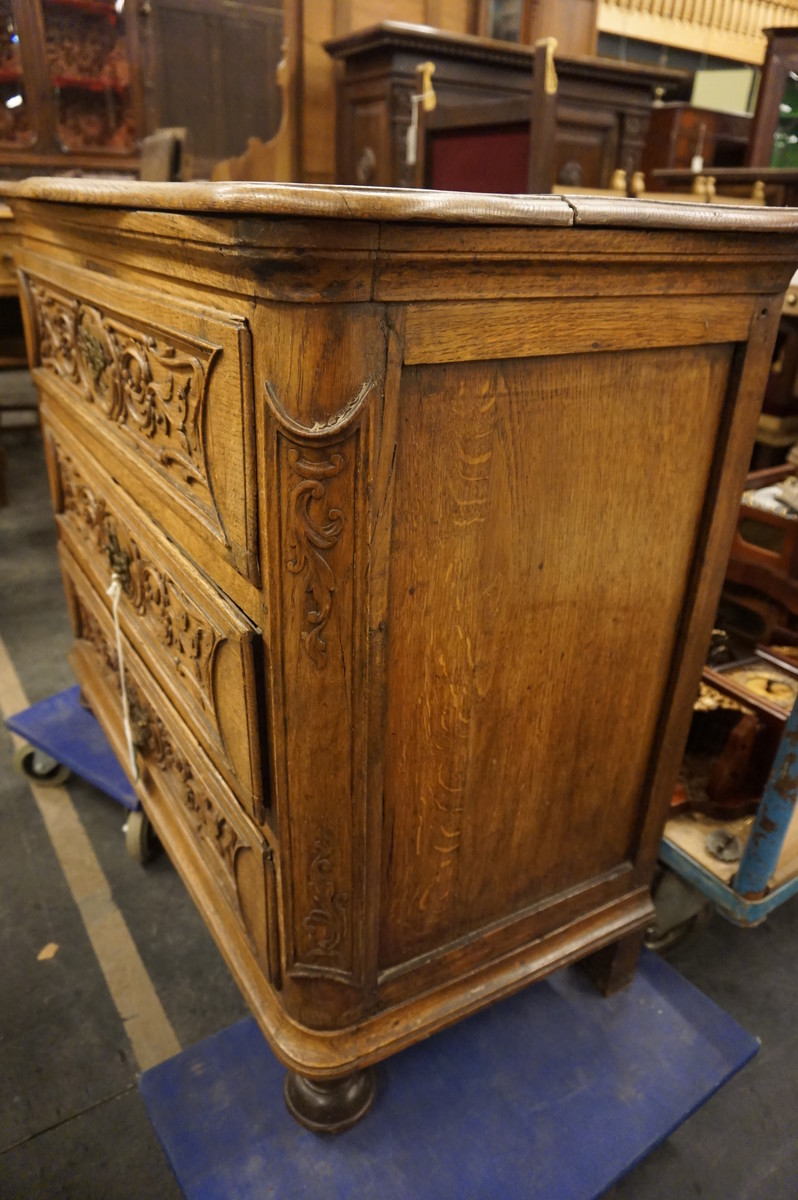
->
58 450 222 713
285 449 345 669
302 827 350 963
144 710 242 879
28 278 219 512
77 601 242 888
32 283 80 383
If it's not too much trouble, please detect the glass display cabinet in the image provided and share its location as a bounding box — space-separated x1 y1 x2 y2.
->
0 0 144 178
748 27 798 169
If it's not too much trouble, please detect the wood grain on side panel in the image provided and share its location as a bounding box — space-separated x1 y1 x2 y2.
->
380 342 733 968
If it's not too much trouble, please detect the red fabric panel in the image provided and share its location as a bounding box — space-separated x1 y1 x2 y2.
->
429 127 530 193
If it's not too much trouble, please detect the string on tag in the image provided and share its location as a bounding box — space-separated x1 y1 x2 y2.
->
107 575 139 782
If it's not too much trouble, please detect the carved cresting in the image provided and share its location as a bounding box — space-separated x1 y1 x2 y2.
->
26 276 224 532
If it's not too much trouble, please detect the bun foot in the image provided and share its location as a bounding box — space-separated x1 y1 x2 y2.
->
284 1067 376 1133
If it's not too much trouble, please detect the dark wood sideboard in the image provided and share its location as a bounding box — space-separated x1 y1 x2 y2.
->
7 179 798 1132
640 103 752 178
324 22 688 188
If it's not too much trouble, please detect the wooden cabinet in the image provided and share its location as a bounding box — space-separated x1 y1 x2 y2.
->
0 0 145 178
8 178 798 1131
324 21 687 188
640 103 752 178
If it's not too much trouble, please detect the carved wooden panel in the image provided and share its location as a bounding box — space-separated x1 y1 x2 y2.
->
59 544 277 981
553 105 619 188
258 304 386 994
273 409 363 984
19 265 259 584
43 412 266 823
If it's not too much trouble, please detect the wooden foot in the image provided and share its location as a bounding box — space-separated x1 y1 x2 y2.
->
283 1067 376 1133
581 928 645 997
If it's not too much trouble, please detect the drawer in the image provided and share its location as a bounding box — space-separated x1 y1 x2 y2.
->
43 410 267 825
59 543 280 988
17 252 259 585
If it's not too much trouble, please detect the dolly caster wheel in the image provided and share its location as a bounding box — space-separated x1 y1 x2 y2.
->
12 742 71 787
124 809 159 865
645 866 711 955
284 1067 376 1133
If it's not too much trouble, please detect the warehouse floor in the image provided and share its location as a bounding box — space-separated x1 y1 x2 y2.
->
1 370 797 1199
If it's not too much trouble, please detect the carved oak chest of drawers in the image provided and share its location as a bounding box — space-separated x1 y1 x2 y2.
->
8 178 798 1130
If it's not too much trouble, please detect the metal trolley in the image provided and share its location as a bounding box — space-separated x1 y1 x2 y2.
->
6 685 156 863
650 693 798 944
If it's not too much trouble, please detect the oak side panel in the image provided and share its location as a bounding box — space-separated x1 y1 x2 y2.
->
380 342 733 968
632 294 788 882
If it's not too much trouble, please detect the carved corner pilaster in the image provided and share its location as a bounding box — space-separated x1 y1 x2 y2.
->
263 373 375 987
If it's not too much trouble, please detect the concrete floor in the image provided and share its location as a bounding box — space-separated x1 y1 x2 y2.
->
1 371 797 1198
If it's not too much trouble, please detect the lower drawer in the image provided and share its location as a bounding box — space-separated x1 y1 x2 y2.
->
59 542 282 990
41 405 267 826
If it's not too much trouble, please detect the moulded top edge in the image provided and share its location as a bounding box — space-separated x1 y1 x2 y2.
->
4 179 798 235
567 194 798 233
1 180 572 226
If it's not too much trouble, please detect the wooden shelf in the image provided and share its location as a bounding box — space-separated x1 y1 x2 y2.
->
51 74 128 93
45 0 118 19
0 147 137 174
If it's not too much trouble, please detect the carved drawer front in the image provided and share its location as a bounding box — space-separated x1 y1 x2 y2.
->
43 413 267 825
59 544 280 986
18 257 259 584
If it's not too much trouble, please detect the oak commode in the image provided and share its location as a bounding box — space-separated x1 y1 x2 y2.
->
7 178 798 1131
